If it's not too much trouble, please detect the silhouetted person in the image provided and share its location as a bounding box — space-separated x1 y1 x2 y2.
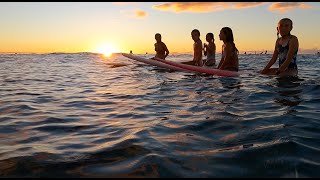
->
153 33 169 60
261 18 299 77
203 32 216 66
181 29 203 66
217 27 239 71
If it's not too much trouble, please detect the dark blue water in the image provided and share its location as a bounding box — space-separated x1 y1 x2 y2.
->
0 52 319 177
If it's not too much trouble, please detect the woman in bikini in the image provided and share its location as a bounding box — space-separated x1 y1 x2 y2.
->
217 27 239 71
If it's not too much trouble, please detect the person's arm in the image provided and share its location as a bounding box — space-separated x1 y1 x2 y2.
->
164 43 169 59
203 43 207 56
261 39 279 74
213 43 216 57
217 45 224 69
153 43 157 59
219 43 232 70
277 36 299 74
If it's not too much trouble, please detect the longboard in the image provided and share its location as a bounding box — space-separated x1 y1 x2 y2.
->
122 53 191 72
155 58 241 77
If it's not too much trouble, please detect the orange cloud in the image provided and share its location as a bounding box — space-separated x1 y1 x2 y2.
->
268 2 312 13
135 10 148 18
152 2 266 13
120 9 148 19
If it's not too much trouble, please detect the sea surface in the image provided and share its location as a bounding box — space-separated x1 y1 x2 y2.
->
0 52 319 177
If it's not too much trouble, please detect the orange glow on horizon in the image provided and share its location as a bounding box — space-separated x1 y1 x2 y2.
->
94 44 120 57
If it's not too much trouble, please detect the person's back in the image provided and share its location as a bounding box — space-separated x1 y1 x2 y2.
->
155 41 167 59
154 33 169 60
221 42 238 71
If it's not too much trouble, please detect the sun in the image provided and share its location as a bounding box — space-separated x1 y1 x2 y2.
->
95 44 119 57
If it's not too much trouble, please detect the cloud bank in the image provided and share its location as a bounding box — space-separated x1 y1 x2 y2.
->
152 2 312 13
152 2 266 13
268 2 312 13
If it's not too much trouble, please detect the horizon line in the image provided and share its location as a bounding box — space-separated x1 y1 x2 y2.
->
0 51 318 55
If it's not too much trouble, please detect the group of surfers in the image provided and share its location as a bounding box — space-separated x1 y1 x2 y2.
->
150 18 299 77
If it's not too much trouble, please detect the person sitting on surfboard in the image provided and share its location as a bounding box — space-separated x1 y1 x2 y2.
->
217 27 239 71
152 33 169 60
260 18 299 77
181 29 203 66
191 29 203 66
203 32 216 66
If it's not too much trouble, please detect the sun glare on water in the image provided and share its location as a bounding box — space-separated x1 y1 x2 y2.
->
95 44 119 57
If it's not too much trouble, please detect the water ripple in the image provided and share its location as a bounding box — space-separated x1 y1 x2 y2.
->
1 53 319 177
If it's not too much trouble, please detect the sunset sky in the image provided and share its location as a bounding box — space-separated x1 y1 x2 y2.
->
1 2 319 54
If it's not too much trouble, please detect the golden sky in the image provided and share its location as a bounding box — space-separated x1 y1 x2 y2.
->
0 2 319 54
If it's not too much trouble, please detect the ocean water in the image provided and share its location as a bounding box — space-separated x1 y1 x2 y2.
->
0 52 319 177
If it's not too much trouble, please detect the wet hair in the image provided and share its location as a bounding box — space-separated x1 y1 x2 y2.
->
207 33 214 41
191 29 200 36
279 18 293 26
277 18 293 38
221 27 238 53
